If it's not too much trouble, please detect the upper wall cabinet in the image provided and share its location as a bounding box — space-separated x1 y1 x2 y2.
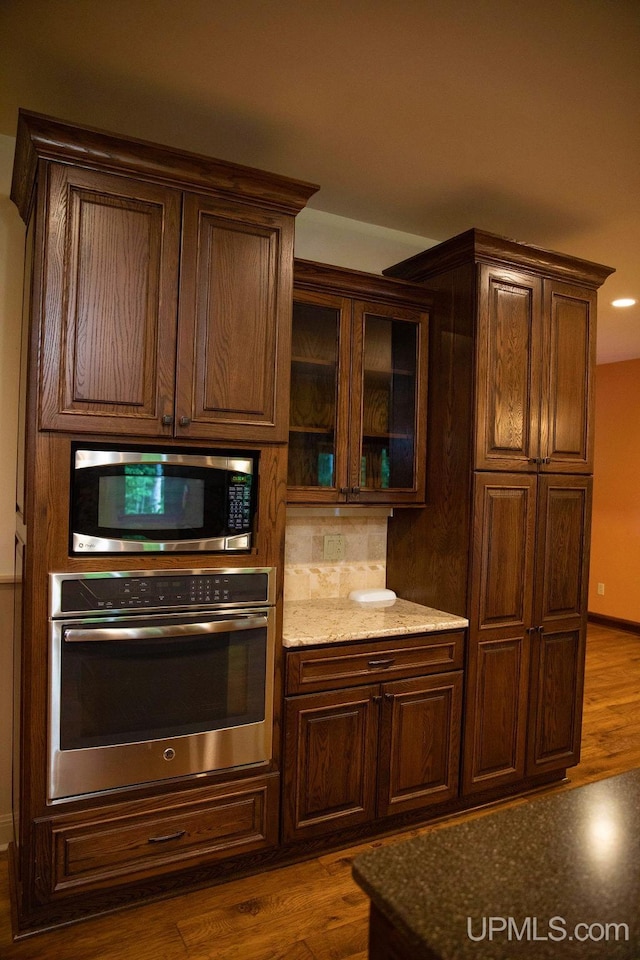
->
385 230 614 476
11 110 318 443
476 266 598 473
288 261 429 504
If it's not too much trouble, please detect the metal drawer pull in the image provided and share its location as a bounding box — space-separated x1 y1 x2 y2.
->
147 829 186 844
367 658 396 669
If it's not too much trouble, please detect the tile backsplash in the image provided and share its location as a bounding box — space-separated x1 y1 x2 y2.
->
284 511 389 600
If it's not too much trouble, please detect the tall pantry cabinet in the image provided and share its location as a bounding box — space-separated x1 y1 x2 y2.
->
384 229 614 797
9 110 317 934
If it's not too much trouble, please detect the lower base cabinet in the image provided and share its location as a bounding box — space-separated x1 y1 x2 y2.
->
462 473 591 795
33 774 279 902
282 633 464 843
527 623 586 776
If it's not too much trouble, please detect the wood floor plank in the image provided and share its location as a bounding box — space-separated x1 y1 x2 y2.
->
1 623 638 960
178 875 366 960
303 917 369 960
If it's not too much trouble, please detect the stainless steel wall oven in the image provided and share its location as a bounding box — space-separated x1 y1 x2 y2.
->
48 568 276 802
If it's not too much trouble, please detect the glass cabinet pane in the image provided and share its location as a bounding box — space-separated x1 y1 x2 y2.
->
361 314 417 490
288 301 339 489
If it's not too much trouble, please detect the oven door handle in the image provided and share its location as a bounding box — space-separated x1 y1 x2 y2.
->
63 614 269 643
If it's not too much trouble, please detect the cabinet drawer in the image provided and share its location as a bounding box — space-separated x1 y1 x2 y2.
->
286 631 464 694
39 775 279 896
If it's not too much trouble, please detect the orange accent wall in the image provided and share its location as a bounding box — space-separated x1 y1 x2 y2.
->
588 358 640 623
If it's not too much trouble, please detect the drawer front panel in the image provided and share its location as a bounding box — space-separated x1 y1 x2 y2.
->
286 631 464 694
40 775 278 896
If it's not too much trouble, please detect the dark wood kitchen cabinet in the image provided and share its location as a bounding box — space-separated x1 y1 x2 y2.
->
385 230 613 799
32 774 279 901
464 472 591 793
476 267 597 473
288 260 429 503
282 632 464 841
13 110 318 443
9 111 316 936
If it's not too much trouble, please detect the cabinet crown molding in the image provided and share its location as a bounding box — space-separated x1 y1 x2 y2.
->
10 109 319 223
383 227 615 290
294 258 433 309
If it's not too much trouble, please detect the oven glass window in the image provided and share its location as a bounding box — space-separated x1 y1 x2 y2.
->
59 626 267 749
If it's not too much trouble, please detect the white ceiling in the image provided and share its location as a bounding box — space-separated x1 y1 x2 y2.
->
1 0 639 362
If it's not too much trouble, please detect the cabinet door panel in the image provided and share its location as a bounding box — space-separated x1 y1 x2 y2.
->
378 672 462 816
350 301 428 502
282 686 378 841
463 634 530 793
472 474 537 632
287 290 351 500
535 476 592 624
40 164 180 434
476 267 542 470
35 775 279 898
177 193 294 441
527 624 586 774
285 632 465 695
541 281 596 473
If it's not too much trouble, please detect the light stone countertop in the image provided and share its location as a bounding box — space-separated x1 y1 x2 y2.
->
282 597 468 647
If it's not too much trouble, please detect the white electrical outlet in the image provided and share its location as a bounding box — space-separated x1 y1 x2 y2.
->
323 534 345 561
597 582 605 596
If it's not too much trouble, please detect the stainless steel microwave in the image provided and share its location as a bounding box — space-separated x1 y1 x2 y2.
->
70 446 257 554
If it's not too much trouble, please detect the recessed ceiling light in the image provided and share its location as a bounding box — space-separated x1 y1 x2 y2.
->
611 298 637 307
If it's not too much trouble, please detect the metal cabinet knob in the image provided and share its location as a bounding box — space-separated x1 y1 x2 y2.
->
161 414 174 426
179 416 191 427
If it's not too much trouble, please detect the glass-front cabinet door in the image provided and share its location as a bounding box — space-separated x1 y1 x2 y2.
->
287 290 351 501
288 273 428 505
350 302 425 502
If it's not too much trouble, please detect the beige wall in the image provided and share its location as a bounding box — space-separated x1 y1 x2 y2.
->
0 130 434 848
0 582 14 847
0 134 23 575
0 135 24 848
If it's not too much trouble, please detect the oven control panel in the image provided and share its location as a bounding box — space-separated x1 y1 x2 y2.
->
50 568 275 617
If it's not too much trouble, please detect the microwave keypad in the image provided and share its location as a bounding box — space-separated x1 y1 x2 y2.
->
228 482 252 530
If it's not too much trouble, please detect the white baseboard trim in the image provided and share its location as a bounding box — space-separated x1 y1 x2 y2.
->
0 811 14 851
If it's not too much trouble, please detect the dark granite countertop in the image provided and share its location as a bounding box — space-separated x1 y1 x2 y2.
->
353 770 640 959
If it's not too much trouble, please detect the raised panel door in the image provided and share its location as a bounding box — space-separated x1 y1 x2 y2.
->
526 625 586 775
464 473 537 794
471 474 537 633
463 634 531 793
282 686 379 841
535 476 592 625
176 192 295 441
39 164 181 435
475 267 542 471
377 672 462 816
527 475 591 774
540 281 596 473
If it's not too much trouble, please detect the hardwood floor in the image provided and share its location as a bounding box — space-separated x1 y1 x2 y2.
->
1 623 638 960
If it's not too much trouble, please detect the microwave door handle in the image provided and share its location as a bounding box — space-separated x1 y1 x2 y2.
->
63 614 269 643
